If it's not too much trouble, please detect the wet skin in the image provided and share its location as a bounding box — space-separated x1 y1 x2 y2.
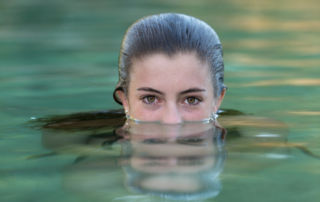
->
117 52 225 123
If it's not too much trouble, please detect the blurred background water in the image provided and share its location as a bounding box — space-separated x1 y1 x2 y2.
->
1 0 320 201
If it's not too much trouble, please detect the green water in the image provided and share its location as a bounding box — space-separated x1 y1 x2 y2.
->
1 0 320 201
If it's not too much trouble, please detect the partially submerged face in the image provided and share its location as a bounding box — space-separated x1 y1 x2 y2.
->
118 52 225 123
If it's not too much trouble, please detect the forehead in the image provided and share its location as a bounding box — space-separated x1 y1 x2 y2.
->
130 53 212 91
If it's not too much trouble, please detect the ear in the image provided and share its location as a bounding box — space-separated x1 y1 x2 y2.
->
116 90 130 112
214 88 226 113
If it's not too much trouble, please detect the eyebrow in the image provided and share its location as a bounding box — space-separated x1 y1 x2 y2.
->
137 87 206 95
179 88 206 95
137 87 164 95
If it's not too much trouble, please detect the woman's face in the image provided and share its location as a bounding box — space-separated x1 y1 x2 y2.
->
118 52 225 123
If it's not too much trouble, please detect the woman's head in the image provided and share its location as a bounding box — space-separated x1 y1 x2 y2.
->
114 13 226 123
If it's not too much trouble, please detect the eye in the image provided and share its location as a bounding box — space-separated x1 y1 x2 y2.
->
187 97 196 104
177 138 205 146
142 96 157 104
142 138 167 144
184 97 201 106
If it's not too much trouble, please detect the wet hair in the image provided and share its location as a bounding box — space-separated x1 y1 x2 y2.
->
113 13 226 105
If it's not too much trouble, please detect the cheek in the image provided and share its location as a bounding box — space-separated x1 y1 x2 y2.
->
132 109 163 121
127 95 161 121
181 103 213 120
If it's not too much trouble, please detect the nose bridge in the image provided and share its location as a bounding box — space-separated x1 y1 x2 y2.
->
162 102 182 124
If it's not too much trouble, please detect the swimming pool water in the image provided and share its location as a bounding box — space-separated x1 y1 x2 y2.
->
1 0 320 201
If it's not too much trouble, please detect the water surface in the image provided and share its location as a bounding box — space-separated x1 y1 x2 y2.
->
1 0 320 201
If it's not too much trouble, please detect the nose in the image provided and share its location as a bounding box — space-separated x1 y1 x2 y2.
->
161 104 182 124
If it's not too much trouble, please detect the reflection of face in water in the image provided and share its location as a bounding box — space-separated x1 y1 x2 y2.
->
39 110 298 202
118 122 227 201
40 118 227 201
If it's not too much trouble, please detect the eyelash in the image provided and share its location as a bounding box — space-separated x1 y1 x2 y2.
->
141 96 202 106
183 96 202 106
141 96 158 105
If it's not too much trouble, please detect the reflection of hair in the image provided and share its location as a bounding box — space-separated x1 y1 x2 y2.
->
28 109 126 131
120 126 227 201
114 13 226 104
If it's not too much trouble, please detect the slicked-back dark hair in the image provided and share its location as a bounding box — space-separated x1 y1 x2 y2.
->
113 13 226 105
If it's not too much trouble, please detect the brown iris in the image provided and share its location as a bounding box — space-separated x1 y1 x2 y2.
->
187 97 196 104
146 96 156 103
